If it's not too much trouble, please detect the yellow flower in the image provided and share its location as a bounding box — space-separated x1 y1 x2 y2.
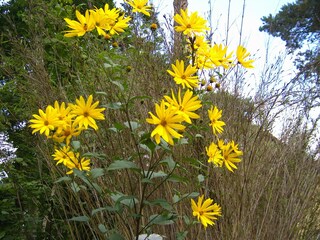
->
174 9 209 36
167 60 199 89
236 45 254 68
71 95 105 130
52 146 75 165
146 100 186 145
208 106 226 134
208 106 225 135
195 43 214 69
89 5 131 36
64 10 96 37
210 44 233 69
65 152 91 174
125 0 152 17
99 3 121 33
109 15 131 35
29 105 62 137
206 142 223 167
191 195 222 228
90 8 110 36
52 121 83 145
163 88 202 124
218 140 243 172
53 101 72 121
191 35 209 50
53 101 73 130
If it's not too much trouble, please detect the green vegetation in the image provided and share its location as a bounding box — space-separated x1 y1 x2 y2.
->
0 0 319 239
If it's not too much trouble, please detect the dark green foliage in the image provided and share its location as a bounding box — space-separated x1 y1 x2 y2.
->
260 0 320 107
260 0 320 51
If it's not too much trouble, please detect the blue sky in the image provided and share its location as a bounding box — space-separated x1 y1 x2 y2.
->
113 0 297 88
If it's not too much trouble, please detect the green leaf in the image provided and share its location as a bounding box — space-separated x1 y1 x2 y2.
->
90 168 104 179
148 213 176 225
0 231 6 239
71 140 81 151
183 192 199 198
69 215 89 222
141 178 154 184
146 198 173 211
70 182 80 193
54 176 72 183
145 170 167 179
173 194 180 204
95 91 108 96
107 160 139 171
195 134 204 139
98 224 108 234
91 207 106 216
139 133 156 153
109 122 125 132
124 121 140 131
173 192 199 204
92 183 102 194
83 152 107 159
108 232 125 240
111 193 138 209
197 174 205 183
167 174 188 183
111 80 124 91
183 215 191 225
177 138 188 145
160 156 176 171
176 231 188 240
104 102 122 110
73 169 87 181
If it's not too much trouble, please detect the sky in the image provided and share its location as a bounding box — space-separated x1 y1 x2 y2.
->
114 0 297 93
155 0 296 75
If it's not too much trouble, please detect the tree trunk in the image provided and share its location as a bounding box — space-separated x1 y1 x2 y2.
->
173 0 188 60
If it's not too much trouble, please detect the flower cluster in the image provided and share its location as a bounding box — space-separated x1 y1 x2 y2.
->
64 3 131 38
144 8 250 228
146 89 202 145
29 95 105 174
173 8 254 92
59 1 249 232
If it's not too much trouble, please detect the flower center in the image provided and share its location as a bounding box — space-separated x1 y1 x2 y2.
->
186 24 191 28
160 119 167 126
44 120 49 126
181 75 186 80
64 130 71 137
83 111 89 117
83 23 88 31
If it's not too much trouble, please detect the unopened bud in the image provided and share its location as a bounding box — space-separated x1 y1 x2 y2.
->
207 85 213 91
126 66 132 72
210 76 217 83
150 23 157 30
104 34 111 40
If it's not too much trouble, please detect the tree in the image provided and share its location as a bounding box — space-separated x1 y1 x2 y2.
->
260 0 320 108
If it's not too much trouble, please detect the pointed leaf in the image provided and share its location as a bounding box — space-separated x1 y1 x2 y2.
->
69 215 89 222
90 168 104 179
107 160 139 171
